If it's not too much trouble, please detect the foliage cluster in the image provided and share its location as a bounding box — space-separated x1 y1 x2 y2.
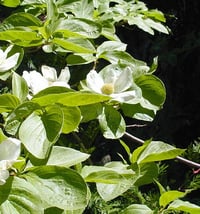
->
0 0 199 213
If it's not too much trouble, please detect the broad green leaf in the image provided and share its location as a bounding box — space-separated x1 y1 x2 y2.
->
0 177 44 213
24 166 89 211
33 92 110 106
6 101 41 123
121 204 153 214
100 21 119 41
121 103 155 122
159 190 186 208
3 12 42 27
0 94 20 113
68 0 94 18
142 10 166 22
134 162 158 186
131 140 151 164
20 0 46 5
135 75 166 106
0 0 20 7
137 141 185 164
168 199 200 214
96 176 134 201
98 105 126 139
19 112 52 159
82 162 134 184
99 50 145 65
82 162 135 201
12 72 29 102
60 105 81 133
33 86 73 98
0 128 7 142
66 53 96 65
143 18 168 34
80 103 103 122
55 18 101 38
5 101 41 135
96 41 127 57
0 30 43 47
46 146 90 167
41 105 63 142
53 37 95 53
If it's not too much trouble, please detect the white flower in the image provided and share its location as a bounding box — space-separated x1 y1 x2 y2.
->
83 68 138 103
0 45 20 72
0 138 21 185
23 65 70 95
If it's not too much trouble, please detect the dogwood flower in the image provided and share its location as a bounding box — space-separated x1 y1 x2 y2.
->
0 138 21 185
0 45 20 72
22 65 70 95
83 68 138 103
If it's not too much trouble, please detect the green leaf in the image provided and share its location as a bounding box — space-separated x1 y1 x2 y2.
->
0 177 44 213
80 103 103 123
3 12 42 27
24 166 89 211
96 41 127 57
46 146 90 167
0 128 7 142
53 37 95 53
98 105 126 139
142 10 166 22
5 101 41 135
99 50 145 65
12 72 29 102
19 111 52 159
121 103 155 122
121 204 153 214
82 162 135 201
134 162 158 186
159 190 186 208
168 199 200 214
0 30 43 47
41 105 63 142
131 140 151 164
0 166 89 213
33 86 73 98
0 0 20 7
135 75 166 106
55 18 101 38
137 141 185 164
60 105 81 134
66 53 96 65
0 94 20 113
33 92 110 107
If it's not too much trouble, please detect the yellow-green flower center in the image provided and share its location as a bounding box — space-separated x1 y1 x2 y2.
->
101 83 114 95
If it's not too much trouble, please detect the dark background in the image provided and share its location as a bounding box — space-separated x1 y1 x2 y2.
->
117 0 200 148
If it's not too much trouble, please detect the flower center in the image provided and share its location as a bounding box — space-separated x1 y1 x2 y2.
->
101 83 114 95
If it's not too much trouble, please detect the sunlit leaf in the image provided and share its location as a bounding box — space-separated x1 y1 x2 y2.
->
168 199 200 214
19 112 51 159
159 190 186 208
12 72 29 102
46 146 90 167
137 141 185 164
98 105 126 139
121 204 153 214
0 94 20 113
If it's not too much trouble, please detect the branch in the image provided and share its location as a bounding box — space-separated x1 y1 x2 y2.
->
123 132 200 169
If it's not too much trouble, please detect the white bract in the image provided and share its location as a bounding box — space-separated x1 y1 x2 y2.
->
23 65 70 95
0 45 20 72
83 69 137 103
0 138 21 185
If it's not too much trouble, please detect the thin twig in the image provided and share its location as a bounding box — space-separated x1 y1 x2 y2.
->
123 132 200 169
